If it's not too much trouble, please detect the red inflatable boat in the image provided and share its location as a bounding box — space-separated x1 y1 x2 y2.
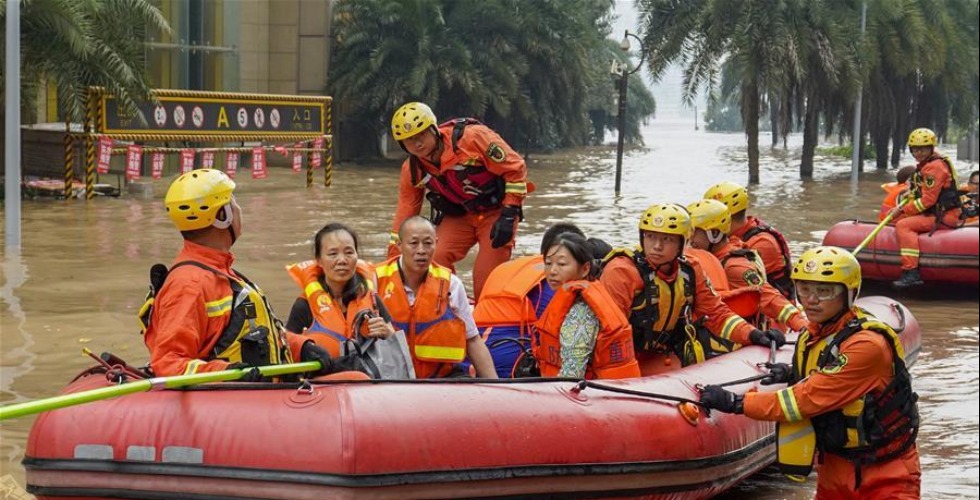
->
823 220 979 285
23 297 919 500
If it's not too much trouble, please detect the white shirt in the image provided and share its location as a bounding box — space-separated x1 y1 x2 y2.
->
399 259 479 339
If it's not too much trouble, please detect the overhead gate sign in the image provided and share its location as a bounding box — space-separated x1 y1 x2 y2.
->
97 89 329 137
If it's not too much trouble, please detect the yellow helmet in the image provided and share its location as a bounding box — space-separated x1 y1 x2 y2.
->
165 169 236 232
686 199 732 234
704 182 749 214
639 203 691 236
791 245 861 295
391 102 437 141
907 128 937 147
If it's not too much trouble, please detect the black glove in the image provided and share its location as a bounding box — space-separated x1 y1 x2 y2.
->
699 385 744 414
490 205 522 248
748 328 787 348
761 362 792 386
300 341 337 377
227 362 265 382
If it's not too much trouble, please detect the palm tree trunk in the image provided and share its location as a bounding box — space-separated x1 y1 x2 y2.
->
769 93 779 148
745 81 761 184
800 91 819 179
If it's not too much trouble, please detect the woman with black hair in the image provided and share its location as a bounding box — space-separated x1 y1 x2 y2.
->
285 223 394 357
534 232 640 379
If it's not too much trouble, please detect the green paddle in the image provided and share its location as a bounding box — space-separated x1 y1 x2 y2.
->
853 198 909 256
0 361 320 421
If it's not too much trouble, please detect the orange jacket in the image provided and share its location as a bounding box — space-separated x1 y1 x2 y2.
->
904 154 960 217
712 240 807 332
144 241 307 376
744 311 895 422
472 255 545 328
285 260 378 358
534 280 640 379
879 181 908 221
375 257 468 378
599 251 755 346
731 216 788 282
391 121 527 234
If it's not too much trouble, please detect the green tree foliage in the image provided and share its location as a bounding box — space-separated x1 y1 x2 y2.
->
328 0 655 154
1 0 169 123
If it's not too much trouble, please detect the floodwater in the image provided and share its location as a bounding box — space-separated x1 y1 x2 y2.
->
2 119 978 498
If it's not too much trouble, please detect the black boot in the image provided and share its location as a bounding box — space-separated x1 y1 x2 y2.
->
893 269 924 288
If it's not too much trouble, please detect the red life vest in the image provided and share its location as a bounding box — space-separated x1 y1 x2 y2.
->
409 118 505 213
285 259 378 357
375 257 468 378
534 280 640 380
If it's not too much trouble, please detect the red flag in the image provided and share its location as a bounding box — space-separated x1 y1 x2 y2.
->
125 145 142 180
312 137 324 168
292 143 303 172
251 147 267 179
226 152 239 179
202 151 215 169
151 152 165 179
180 149 195 173
97 137 114 174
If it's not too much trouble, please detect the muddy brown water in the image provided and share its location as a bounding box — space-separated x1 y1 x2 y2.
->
2 120 977 498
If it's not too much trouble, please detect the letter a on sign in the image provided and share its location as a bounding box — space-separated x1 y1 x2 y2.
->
217 107 230 128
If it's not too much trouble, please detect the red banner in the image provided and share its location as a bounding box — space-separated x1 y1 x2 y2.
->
292 143 303 172
311 137 324 168
202 151 215 169
97 137 113 174
180 149 195 173
226 152 239 178
151 152 165 179
252 147 267 179
125 145 142 180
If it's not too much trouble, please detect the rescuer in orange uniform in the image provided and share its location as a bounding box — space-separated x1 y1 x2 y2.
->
704 182 795 301
888 128 963 288
388 102 528 300
687 199 808 332
599 204 785 373
141 169 344 379
376 216 498 378
699 246 920 499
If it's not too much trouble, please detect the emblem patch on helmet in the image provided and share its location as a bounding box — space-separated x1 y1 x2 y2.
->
652 216 665 227
803 260 818 273
403 123 413 132
486 143 506 163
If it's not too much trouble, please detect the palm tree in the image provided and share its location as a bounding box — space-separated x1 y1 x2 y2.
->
1 0 169 124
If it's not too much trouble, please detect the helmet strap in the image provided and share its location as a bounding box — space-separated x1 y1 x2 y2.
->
212 204 233 230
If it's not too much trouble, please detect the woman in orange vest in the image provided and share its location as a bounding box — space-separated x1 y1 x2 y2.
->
285 223 395 357
534 232 640 379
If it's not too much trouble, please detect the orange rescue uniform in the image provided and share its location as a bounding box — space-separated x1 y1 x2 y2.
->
731 216 793 298
390 121 527 299
144 241 307 376
599 251 757 365
712 240 807 332
534 280 640 379
894 154 962 270
742 311 921 499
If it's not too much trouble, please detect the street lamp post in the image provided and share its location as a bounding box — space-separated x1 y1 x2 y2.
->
612 29 646 196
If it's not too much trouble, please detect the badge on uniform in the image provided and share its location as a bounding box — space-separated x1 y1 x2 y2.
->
924 175 936 188
486 143 506 163
743 270 764 287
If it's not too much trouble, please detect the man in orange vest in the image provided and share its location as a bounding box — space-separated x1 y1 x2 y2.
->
687 199 808 332
388 102 529 300
888 128 963 288
599 204 785 372
377 216 498 378
142 169 344 379
704 182 795 301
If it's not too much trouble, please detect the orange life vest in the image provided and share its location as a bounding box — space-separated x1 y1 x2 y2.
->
879 181 908 221
285 259 378 357
534 280 640 380
375 257 468 378
473 255 545 330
